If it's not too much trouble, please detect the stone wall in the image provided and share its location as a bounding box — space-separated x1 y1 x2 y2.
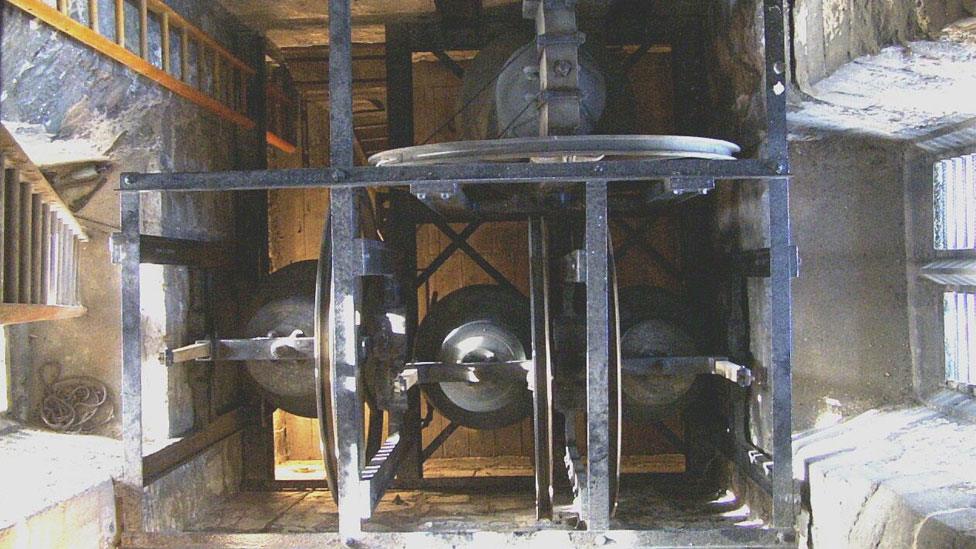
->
1 1 262 438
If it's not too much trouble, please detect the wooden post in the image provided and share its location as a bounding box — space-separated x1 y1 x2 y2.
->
161 12 170 73
56 0 67 15
88 0 98 32
180 26 189 81
213 55 221 100
138 0 148 59
115 0 125 46
197 43 205 91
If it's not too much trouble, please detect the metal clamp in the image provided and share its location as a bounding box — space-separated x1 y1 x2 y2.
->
714 360 753 387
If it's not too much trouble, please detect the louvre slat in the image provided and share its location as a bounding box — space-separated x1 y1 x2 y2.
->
31 193 43 304
4 170 21 303
18 181 32 302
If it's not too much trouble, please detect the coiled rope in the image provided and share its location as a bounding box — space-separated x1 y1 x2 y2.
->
40 362 115 433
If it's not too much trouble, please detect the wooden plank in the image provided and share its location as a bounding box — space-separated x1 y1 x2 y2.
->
0 303 86 325
142 407 248 485
7 0 255 130
138 234 236 269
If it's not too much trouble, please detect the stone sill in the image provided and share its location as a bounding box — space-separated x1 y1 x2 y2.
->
793 407 976 547
0 422 120 531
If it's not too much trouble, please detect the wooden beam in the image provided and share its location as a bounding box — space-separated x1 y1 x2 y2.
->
0 304 86 325
267 132 297 155
142 407 248 485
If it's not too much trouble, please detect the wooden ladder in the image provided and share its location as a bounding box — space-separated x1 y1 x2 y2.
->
0 125 88 325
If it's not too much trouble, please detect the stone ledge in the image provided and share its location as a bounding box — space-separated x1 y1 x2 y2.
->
0 424 120 532
794 407 976 548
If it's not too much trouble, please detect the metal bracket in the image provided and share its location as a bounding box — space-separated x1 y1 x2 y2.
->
645 177 715 204
563 249 585 283
353 238 397 277
735 246 800 278
159 332 313 367
620 356 753 387
714 359 753 387
410 182 472 214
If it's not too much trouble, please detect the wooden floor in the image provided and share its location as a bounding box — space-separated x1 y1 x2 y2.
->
188 479 755 534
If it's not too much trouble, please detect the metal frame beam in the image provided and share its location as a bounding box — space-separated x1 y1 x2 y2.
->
120 158 787 193
583 181 611 529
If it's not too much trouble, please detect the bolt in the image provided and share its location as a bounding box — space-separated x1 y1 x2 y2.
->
416 192 427 200
553 59 574 78
331 167 347 181
439 192 452 200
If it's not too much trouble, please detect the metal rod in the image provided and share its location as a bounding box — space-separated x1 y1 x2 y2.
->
120 159 787 193
415 222 480 289
528 216 553 519
427 215 518 295
613 218 681 281
584 181 611 529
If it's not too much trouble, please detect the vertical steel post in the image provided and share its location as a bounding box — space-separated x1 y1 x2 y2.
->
762 0 790 174
120 191 144 532
769 178 794 528
528 216 553 519
764 0 794 529
328 0 362 539
584 181 610 530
